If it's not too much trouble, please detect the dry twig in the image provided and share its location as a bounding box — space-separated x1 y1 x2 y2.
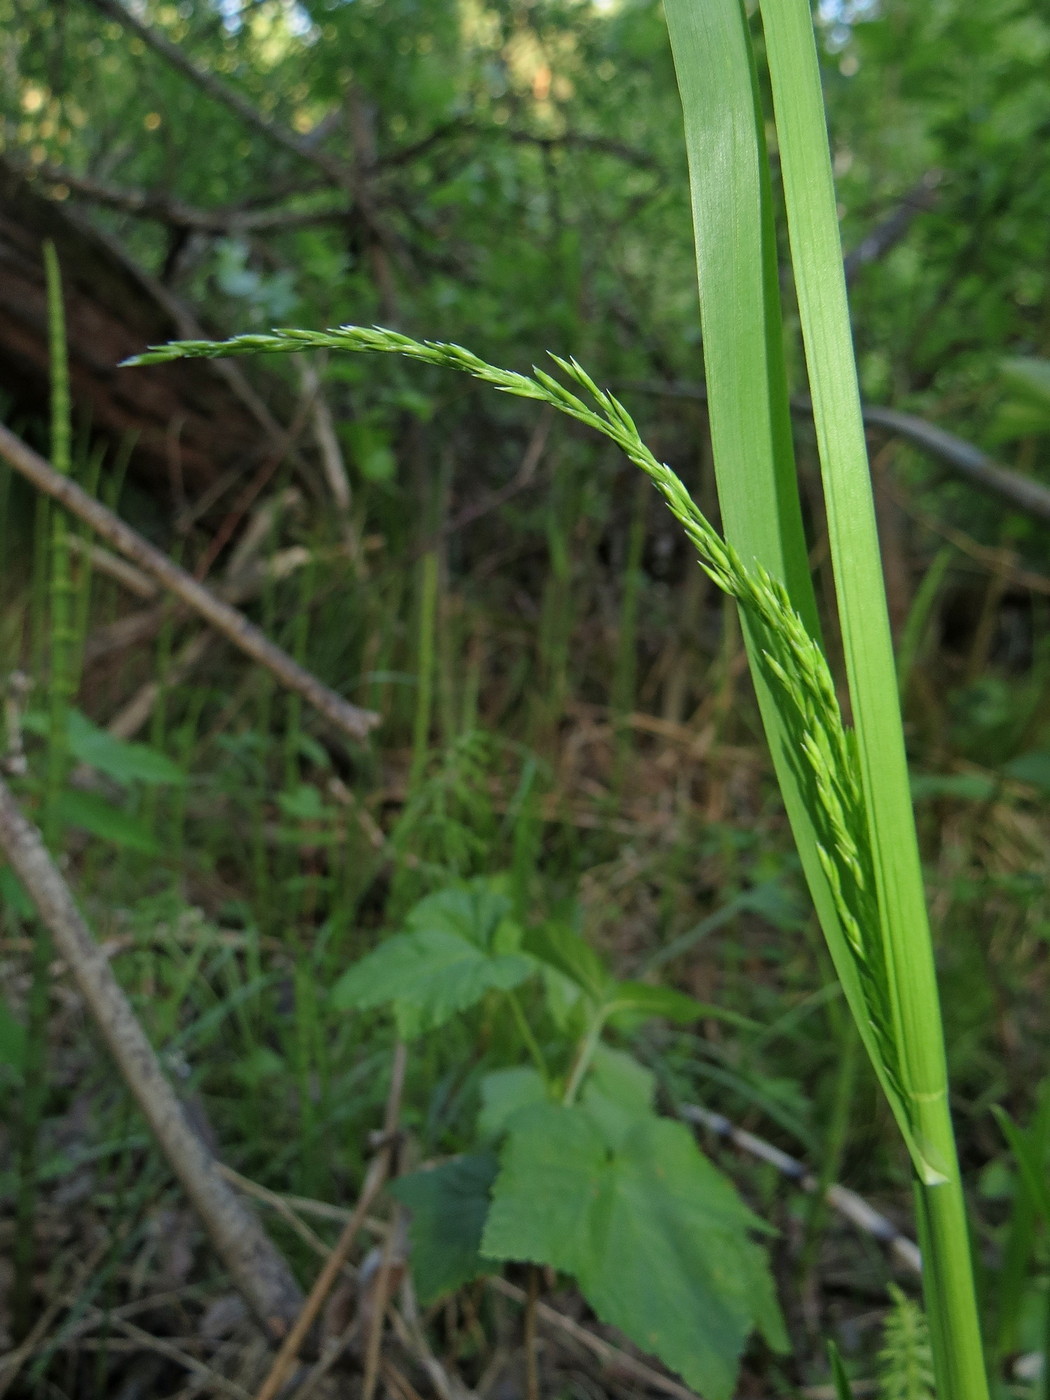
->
680 1103 922 1275
0 423 378 743
251 1043 408 1400
0 774 305 1338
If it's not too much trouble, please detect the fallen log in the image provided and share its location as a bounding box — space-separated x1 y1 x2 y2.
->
0 154 284 494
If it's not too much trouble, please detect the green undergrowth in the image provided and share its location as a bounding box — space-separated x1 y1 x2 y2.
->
0 343 1049 1392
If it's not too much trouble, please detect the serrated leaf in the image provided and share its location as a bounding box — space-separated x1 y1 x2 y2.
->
330 879 535 1037
523 920 612 1001
580 1045 655 1149
391 1154 498 1304
587 1044 655 1113
56 790 159 854
477 1067 548 1142
404 879 514 949
482 1103 787 1399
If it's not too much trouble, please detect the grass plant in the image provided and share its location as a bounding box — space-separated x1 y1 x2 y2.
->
663 0 987 1389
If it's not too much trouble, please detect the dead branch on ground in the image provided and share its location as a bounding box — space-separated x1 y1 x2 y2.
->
0 774 305 1339
0 424 379 743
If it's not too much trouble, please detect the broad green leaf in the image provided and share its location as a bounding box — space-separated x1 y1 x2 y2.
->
523 920 612 1002
482 1103 786 1399
580 1045 655 1150
477 1067 548 1142
390 1153 498 1304
404 879 515 950
587 1044 654 1115
329 880 535 1037
48 710 184 785
56 790 159 854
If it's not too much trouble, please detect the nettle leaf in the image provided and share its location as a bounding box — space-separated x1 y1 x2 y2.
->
403 879 516 949
391 1153 499 1304
482 1103 787 1400
477 1067 548 1142
330 879 536 1037
580 1045 655 1149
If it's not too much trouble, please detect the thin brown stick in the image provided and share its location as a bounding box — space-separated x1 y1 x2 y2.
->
94 1313 254 1400
0 1240 109 1399
523 1267 540 1400
0 423 379 742
251 1043 408 1400
393 1283 475 1400
16 156 352 233
0 774 305 1338
360 1213 401 1400
380 1358 427 1400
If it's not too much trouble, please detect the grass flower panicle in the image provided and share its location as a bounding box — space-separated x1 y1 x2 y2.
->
129 322 908 1136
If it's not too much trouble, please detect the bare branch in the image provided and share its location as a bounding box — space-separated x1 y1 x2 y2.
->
385 120 657 172
680 1103 922 1275
16 158 353 233
82 0 354 190
0 774 305 1339
843 170 943 283
0 424 380 742
860 402 1050 527
626 380 1050 527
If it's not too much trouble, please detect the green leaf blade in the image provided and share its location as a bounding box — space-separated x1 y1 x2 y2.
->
482 1103 785 1399
390 1153 499 1305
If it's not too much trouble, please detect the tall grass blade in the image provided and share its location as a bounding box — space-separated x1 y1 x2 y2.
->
661 0 922 1174
756 2 988 1391
659 0 991 1389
